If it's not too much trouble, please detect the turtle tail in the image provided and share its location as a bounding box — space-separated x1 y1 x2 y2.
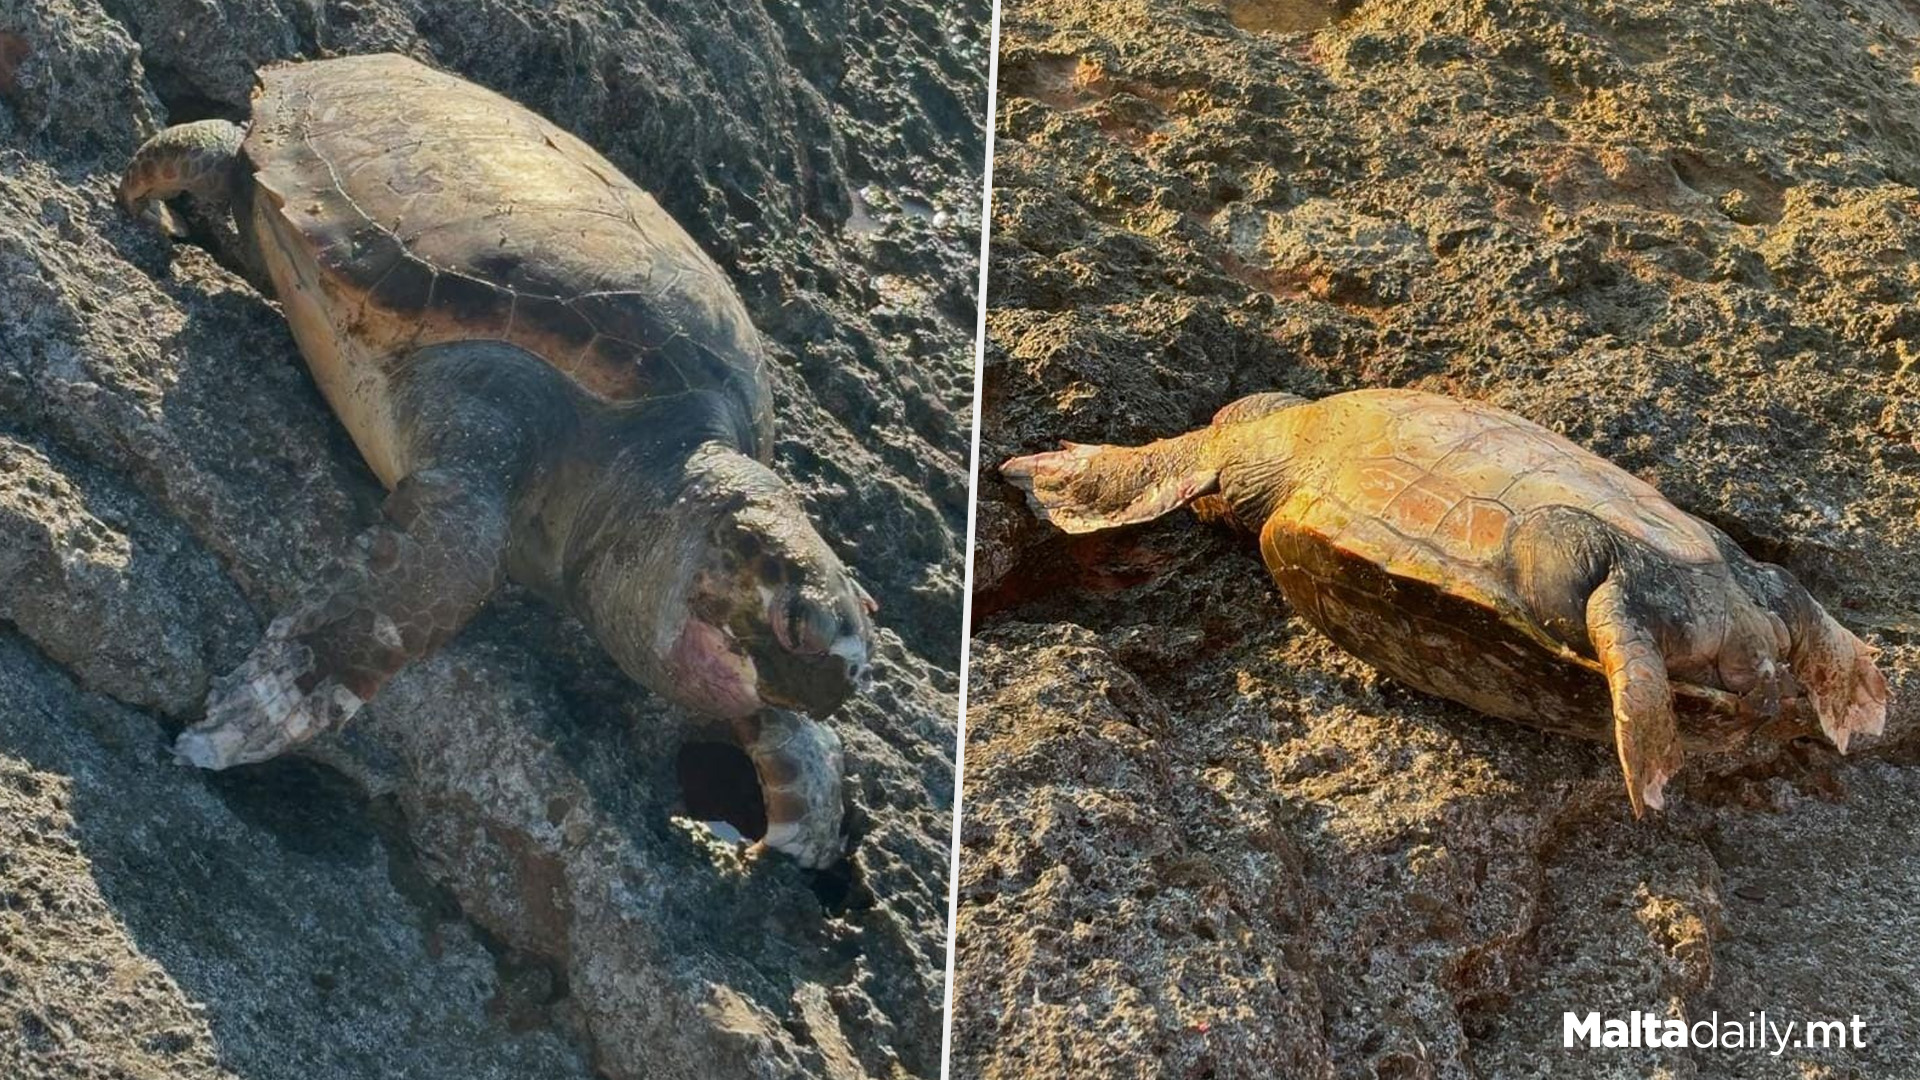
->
1001 428 1218 534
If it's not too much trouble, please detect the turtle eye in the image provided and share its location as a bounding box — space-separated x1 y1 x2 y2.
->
784 596 833 655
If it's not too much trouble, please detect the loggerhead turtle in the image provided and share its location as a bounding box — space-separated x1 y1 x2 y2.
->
1003 388 1888 813
120 54 875 867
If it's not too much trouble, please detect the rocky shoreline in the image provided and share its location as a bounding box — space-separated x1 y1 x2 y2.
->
0 1 986 1076
956 1 1920 1077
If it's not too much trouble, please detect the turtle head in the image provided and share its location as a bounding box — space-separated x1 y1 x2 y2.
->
688 461 877 720
578 446 876 721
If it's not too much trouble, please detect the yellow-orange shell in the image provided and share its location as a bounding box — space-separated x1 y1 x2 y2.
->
1234 390 1781 748
241 54 772 483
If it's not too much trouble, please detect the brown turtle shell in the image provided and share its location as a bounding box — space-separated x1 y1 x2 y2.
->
240 53 771 442
1243 390 1796 751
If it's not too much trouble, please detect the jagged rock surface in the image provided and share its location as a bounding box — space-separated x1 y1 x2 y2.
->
0 1 985 1076
956 1 1920 1078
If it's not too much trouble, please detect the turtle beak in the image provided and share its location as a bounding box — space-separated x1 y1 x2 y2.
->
766 657 860 719
751 617 868 718
831 633 872 690
774 610 873 717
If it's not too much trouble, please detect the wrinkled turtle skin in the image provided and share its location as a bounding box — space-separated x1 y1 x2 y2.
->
120 54 877 868
1004 388 1888 814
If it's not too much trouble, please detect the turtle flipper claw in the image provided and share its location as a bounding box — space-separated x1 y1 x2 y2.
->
176 634 363 770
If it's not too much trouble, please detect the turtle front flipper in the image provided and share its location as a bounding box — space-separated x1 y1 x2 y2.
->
1001 429 1217 534
176 466 511 768
1586 576 1685 816
1779 587 1888 752
176 341 561 769
733 711 846 868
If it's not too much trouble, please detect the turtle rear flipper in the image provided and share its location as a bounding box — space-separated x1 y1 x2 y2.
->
121 119 271 289
1001 430 1217 534
120 119 246 220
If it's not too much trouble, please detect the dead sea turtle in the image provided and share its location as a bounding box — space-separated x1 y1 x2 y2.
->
120 54 875 867
1004 388 1887 813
